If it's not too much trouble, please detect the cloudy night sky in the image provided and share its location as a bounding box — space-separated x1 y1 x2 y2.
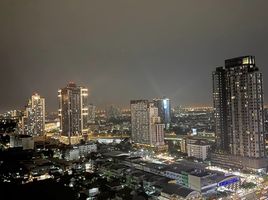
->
0 0 268 112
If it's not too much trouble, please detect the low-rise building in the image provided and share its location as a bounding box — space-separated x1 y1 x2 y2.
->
78 143 97 157
159 183 201 200
64 148 80 161
187 141 210 160
64 143 97 161
10 135 34 150
211 153 268 172
109 153 241 195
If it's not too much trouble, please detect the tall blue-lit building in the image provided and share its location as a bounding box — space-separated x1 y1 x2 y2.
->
153 98 171 129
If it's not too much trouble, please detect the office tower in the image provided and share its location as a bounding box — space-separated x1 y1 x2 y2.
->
213 56 265 158
58 82 88 142
130 100 165 147
23 93 45 136
153 98 171 129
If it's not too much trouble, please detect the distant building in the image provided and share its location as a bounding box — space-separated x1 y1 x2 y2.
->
106 105 121 120
23 93 45 136
264 107 268 134
213 56 265 158
153 98 171 129
10 135 34 150
58 82 88 144
45 120 60 132
130 100 165 148
130 100 149 144
78 143 97 156
180 137 210 160
64 148 80 161
187 141 210 161
1 110 23 120
88 104 96 124
180 138 187 153
0 118 17 133
64 143 97 161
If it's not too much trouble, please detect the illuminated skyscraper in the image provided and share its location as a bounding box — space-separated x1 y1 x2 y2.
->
23 93 45 136
58 82 88 142
130 100 165 147
153 98 171 129
213 56 265 158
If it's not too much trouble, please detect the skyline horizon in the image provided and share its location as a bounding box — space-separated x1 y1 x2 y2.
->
1 70 268 113
1 2 268 199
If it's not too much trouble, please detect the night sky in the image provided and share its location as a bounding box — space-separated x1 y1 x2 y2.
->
0 0 268 112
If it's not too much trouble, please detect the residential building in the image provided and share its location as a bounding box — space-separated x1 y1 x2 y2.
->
58 82 88 144
130 100 165 148
23 93 45 136
213 56 265 158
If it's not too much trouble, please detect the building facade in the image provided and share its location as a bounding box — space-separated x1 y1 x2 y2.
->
213 56 265 159
187 142 210 161
130 100 165 147
10 135 34 150
58 82 88 143
23 93 45 136
213 67 229 153
153 98 171 129
88 104 96 124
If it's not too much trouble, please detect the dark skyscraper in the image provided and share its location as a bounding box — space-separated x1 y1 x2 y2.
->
213 67 229 153
153 98 171 129
58 82 88 143
213 56 265 158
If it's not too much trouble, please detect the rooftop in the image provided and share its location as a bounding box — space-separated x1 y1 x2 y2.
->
161 184 195 198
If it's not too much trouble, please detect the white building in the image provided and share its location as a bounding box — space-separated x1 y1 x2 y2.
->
130 100 165 147
130 100 150 145
187 142 210 160
64 143 97 161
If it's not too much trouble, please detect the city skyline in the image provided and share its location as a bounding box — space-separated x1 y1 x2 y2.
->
2 1 268 200
1 1 268 112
